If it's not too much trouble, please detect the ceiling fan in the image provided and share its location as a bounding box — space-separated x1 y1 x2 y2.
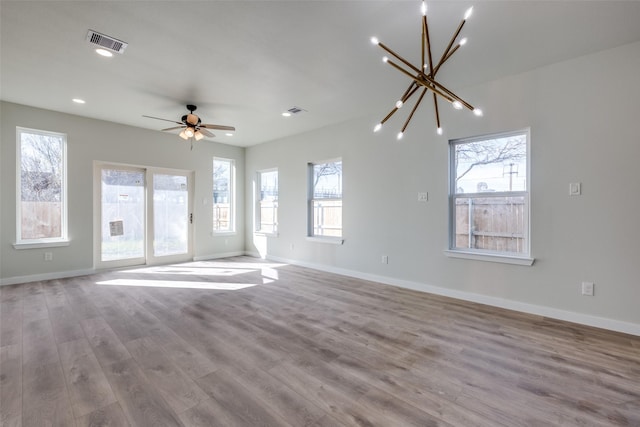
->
143 104 235 142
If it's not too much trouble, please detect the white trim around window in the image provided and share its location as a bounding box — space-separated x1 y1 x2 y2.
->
448 128 533 265
15 127 68 248
213 157 236 234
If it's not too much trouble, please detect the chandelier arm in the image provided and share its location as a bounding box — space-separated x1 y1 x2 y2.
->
378 42 423 76
384 54 474 110
401 87 429 133
387 59 456 104
421 19 425 72
433 44 460 76
379 82 421 125
401 81 418 103
433 93 441 129
437 20 466 73
423 15 434 74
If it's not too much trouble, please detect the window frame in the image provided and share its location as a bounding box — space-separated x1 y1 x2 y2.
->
15 127 69 249
446 129 534 265
307 158 343 243
255 168 279 236
212 157 236 234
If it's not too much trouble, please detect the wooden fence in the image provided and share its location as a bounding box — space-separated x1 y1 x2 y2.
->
20 201 62 239
455 197 527 253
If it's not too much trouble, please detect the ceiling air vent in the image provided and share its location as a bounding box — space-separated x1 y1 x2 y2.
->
86 30 128 54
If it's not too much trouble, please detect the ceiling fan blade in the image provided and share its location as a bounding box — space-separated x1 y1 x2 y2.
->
142 115 182 125
199 128 215 138
200 124 236 131
161 126 186 131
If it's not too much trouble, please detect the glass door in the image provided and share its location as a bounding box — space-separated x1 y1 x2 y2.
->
95 164 193 269
99 167 146 268
148 172 192 264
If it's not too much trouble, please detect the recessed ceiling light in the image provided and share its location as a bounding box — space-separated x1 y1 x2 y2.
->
72 98 86 104
282 112 291 117
225 133 233 137
95 48 113 57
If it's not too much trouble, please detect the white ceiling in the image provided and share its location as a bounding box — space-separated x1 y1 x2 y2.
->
2 1 640 147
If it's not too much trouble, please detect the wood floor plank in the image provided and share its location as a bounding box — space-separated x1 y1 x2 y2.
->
229 365 326 427
103 358 184 427
58 338 118 418
195 369 292 427
48 304 86 345
22 317 58 368
146 327 217 380
80 317 131 367
76 402 131 427
177 398 248 427
22 361 75 427
0 300 22 348
125 337 208 414
1 344 22 425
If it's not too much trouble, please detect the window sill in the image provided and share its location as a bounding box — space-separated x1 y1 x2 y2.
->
444 249 534 266
254 231 278 237
306 236 344 245
14 240 70 250
211 231 237 237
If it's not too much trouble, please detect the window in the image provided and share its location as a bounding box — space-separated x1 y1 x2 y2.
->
449 129 530 261
309 159 342 238
16 127 67 246
213 157 235 233
256 169 278 234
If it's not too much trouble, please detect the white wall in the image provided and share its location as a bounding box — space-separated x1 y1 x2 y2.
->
0 102 245 283
245 41 640 333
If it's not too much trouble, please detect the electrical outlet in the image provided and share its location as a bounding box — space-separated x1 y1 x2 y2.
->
581 281 594 296
44 252 53 261
381 255 388 264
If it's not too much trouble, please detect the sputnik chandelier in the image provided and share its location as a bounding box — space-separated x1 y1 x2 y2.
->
371 1 482 139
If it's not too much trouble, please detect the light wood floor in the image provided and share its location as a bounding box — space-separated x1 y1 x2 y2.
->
1 256 639 427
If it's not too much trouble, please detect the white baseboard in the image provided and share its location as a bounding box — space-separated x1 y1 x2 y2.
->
0 268 96 286
193 251 246 261
258 253 640 337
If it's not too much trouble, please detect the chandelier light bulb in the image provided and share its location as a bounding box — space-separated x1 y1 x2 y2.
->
370 36 379 45
452 101 463 110
194 131 204 141
184 127 195 138
437 127 443 135
179 130 188 140
473 108 483 117
397 132 404 140
395 100 404 108
459 38 468 46
421 1 427 16
464 6 473 20
374 123 383 132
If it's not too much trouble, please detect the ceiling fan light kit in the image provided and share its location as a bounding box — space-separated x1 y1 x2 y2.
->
372 1 482 137
143 104 235 148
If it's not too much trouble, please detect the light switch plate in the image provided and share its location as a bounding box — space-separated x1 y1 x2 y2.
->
417 192 429 202
569 182 581 196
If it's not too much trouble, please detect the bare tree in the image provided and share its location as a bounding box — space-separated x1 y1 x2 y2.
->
455 136 526 185
313 161 342 197
20 133 63 202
